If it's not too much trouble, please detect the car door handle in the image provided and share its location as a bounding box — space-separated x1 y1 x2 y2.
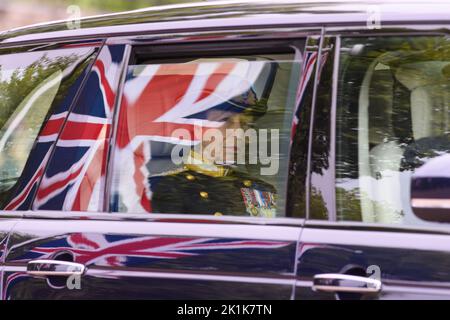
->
312 273 382 293
27 260 86 277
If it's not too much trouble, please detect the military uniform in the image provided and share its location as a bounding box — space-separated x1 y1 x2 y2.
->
149 161 277 217
148 80 278 217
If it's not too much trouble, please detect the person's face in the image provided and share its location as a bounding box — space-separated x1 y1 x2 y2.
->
203 110 254 164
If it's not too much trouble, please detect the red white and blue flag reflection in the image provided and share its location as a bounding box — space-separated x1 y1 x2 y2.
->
113 59 277 213
4 47 98 211
31 45 126 212
2 233 290 299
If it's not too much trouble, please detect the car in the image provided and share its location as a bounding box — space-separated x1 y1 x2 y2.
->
0 0 449 300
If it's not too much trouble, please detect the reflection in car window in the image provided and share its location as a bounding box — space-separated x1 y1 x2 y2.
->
0 48 95 208
111 53 301 216
336 36 450 225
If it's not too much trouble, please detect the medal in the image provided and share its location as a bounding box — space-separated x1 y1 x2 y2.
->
240 188 276 218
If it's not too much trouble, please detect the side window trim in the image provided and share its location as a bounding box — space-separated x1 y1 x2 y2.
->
103 44 132 212
329 35 341 222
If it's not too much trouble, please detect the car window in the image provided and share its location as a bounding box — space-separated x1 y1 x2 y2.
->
110 51 302 217
0 47 96 209
335 35 450 225
31 45 125 212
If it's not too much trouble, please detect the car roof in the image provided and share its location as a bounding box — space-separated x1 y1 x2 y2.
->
0 0 448 46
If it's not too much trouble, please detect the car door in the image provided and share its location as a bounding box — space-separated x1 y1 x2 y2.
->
0 41 100 299
3 33 316 299
294 29 450 299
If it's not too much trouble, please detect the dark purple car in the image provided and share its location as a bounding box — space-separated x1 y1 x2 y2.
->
0 0 449 299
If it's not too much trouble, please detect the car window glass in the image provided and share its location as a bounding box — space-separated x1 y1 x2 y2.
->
31 45 125 212
336 36 450 225
111 52 301 217
0 47 96 208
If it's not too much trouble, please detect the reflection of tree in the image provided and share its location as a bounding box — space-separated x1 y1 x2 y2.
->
336 187 405 223
336 187 362 222
287 39 337 218
0 54 81 129
311 40 335 175
402 135 450 171
295 38 335 220
336 36 450 222
287 75 314 218
310 187 328 220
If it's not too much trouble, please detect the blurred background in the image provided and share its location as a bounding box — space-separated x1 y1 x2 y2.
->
0 0 195 31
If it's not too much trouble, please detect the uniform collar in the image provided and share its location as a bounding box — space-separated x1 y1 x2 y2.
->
184 150 230 177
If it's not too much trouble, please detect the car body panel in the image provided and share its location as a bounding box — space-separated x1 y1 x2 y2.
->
0 1 449 46
0 0 449 301
2 213 301 299
295 222 450 299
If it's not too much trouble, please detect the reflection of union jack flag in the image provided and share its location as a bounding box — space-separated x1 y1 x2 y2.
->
0 236 6 260
14 233 290 267
31 45 126 212
4 47 98 211
114 59 272 213
2 233 289 299
3 272 28 300
117 60 267 147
